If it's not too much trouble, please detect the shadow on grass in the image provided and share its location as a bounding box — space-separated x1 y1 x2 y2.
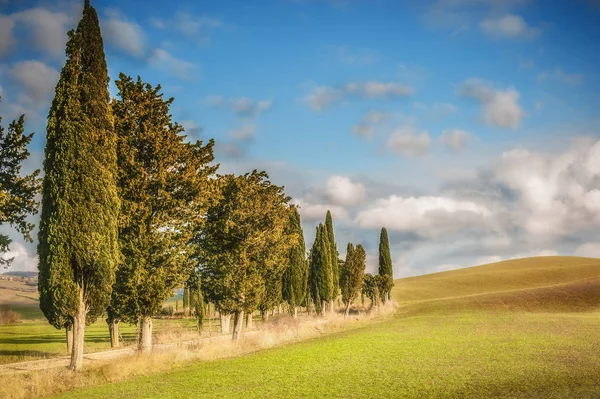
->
0 350 57 360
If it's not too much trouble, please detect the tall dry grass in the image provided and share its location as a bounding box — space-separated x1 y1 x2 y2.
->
1 302 397 399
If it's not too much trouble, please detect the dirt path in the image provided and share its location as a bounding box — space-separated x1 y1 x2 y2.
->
0 330 259 376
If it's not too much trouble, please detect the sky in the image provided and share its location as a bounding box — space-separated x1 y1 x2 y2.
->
1 0 600 277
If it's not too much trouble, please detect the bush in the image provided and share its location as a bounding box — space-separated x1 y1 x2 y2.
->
0 309 22 324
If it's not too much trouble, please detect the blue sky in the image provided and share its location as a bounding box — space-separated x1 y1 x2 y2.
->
1 0 600 277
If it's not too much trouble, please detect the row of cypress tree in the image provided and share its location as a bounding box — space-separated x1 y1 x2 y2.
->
34 0 395 371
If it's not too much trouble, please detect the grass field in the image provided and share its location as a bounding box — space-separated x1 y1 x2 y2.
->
46 256 600 399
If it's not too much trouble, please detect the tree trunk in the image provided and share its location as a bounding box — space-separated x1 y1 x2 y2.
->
261 310 269 322
138 316 152 353
108 319 119 348
294 306 298 319
220 313 231 334
245 312 253 328
69 291 86 371
232 310 244 342
66 325 73 355
344 303 350 318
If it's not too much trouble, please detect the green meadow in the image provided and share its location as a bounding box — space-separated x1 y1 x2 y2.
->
47 256 600 398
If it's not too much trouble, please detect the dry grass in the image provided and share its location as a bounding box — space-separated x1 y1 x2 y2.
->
0 309 21 325
0 303 397 399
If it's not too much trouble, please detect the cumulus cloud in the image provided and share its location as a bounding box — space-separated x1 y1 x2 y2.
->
102 9 146 57
10 7 72 58
480 14 541 39
9 61 59 104
305 81 413 111
495 139 600 238
440 129 470 151
352 110 388 138
355 195 491 237
0 15 15 57
181 119 202 138
459 78 524 129
325 176 367 206
574 243 600 258
149 48 197 80
1 242 38 272
229 97 273 117
387 125 431 157
292 198 348 222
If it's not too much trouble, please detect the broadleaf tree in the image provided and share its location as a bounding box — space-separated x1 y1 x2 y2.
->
0 112 41 268
38 0 120 371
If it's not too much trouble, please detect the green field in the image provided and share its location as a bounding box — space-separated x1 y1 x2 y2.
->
51 256 600 398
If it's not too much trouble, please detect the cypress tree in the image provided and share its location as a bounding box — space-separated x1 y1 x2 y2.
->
111 74 216 352
282 205 308 318
340 243 366 317
378 227 394 302
324 211 339 308
308 224 333 315
38 0 119 372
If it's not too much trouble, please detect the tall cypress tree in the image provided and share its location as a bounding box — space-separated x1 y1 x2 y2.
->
324 211 339 307
378 227 394 302
308 224 333 315
282 205 308 318
38 0 119 371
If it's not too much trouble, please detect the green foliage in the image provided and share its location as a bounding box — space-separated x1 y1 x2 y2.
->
308 224 334 312
378 227 394 301
198 171 293 316
324 211 339 299
362 273 380 308
183 288 190 313
281 206 308 311
38 1 119 329
109 74 217 324
340 243 366 310
0 113 41 268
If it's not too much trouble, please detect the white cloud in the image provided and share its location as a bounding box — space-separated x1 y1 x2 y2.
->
9 61 59 104
228 124 256 140
355 195 491 237
480 14 540 39
149 48 197 80
574 243 600 258
0 15 15 57
413 102 458 119
306 82 413 111
102 9 146 57
440 129 470 151
495 138 600 238
229 97 272 117
387 125 431 157
352 110 388 138
181 119 201 137
204 95 225 107
292 198 348 222
459 78 524 129
305 86 345 111
12 8 72 58
352 124 375 138
1 242 38 272
325 176 367 206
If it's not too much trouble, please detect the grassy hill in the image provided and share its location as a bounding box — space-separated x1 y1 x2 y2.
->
47 256 600 399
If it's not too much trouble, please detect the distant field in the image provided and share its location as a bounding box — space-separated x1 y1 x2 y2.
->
51 256 600 399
